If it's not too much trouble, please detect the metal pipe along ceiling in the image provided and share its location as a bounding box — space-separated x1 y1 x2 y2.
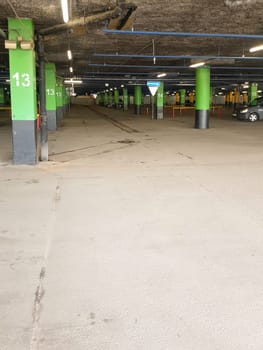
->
103 29 263 39
88 64 263 70
93 53 263 60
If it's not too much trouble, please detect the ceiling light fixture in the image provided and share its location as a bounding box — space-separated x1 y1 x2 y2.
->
67 49 72 60
157 73 167 78
249 44 263 53
69 66 73 73
64 79 83 84
189 62 205 68
61 0 69 23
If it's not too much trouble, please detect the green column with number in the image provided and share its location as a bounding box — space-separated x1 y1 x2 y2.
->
0 87 4 105
45 63 57 130
123 88 128 111
56 77 63 124
179 89 186 105
114 89 119 108
134 85 142 114
62 86 67 113
156 81 164 120
195 66 210 129
8 18 38 164
248 83 258 106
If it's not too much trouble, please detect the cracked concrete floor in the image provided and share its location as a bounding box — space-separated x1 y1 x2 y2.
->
1 105 263 349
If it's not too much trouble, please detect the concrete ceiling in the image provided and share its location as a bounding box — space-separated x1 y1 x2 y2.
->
1 0 263 92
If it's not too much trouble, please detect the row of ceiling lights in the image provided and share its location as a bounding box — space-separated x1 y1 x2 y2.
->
185 44 263 68
59 0 263 90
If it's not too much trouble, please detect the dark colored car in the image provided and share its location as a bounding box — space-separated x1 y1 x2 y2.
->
232 97 263 122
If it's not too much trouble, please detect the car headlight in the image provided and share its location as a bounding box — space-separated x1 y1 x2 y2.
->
240 108 248 113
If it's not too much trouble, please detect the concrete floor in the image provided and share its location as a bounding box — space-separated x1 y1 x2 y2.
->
1 105 263 349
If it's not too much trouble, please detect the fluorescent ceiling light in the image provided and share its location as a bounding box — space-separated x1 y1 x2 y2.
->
64 79 83 84
61 0 69 23
189 62 205 68
67 49 72 60
157 73 167 78
249 44 263 53
69 66 73 73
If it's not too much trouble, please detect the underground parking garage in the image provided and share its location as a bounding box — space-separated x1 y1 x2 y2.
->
1 1 263 349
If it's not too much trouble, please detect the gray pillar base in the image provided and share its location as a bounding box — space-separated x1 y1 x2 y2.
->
124 105 128 111
157 106 164 120
12 120 38 165
195 110 209 129
134 105 141 115
47 110 57 131
56 107 63 126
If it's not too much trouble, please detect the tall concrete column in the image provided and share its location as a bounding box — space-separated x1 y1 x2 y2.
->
248 83 258 105
189 92 194 104
156 81 164 120
56 78 63 124
108 91 113 106
123 87 128 111
104 92 108 106
0 87 4 105
175 92 180 104
45 63 57 130
8 18 38 164
114 89 119 108
195 66 210 129
134 85 142 114
179 89 186 105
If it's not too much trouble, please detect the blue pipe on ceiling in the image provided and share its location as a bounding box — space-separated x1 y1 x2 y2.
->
93 53 263 60
103 29 263 40
88 64 263 70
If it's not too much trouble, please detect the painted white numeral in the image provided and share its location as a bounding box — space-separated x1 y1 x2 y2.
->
12 72 20 87
47 89 55 96
21 73 30 87
12 72 31 87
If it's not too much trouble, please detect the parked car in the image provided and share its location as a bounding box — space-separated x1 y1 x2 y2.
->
232 97 263 122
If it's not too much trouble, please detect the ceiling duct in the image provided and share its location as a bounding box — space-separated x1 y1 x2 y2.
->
224 0 258 7
107 5 137 30
39 7 122 36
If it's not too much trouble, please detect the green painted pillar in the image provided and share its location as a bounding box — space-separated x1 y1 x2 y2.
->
97 93 101 105
108 92 113 106
104 92 108 106
56 78 63 124
179 89 186 105
114 89 119 108
8 18 38 164
248 83 258 106
195 66 210 129
123 88 128 111
45 63 57 130
134 85 142 114
66 88 70 110
0 87 4 105
156 81 164 120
